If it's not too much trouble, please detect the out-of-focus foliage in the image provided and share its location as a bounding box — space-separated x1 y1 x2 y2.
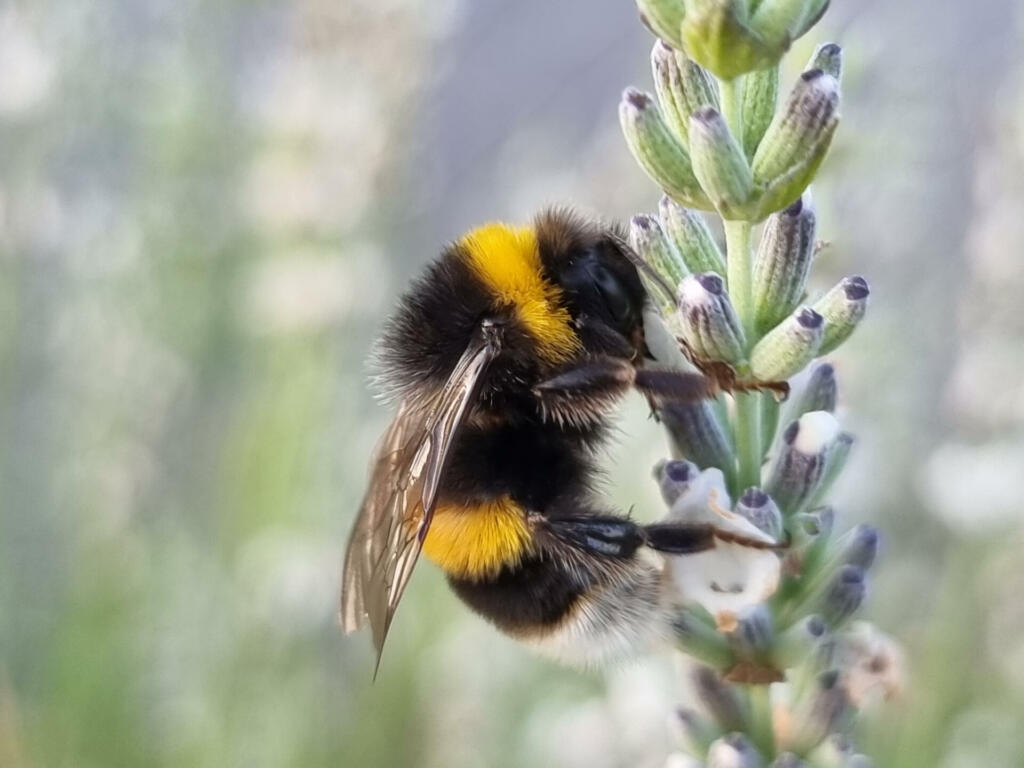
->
0 1 1022 767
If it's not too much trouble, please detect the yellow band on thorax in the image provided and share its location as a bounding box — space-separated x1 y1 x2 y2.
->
459 223 579 364
421 497 533 580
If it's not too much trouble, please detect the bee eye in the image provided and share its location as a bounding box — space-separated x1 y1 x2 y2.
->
560 250 637 330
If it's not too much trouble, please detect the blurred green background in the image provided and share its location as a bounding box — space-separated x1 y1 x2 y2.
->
2 1 1024 766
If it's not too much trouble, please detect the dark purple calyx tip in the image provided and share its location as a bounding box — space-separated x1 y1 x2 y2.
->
819 669 841 689
632 214 654 230
693 106 720 124
813 362 835 380
818 42 841 57
625 88 652 109
740 487 769 507
697 272 725 295
806 616 827 637
838 564 865 584
783 197 804 216
843 275 870 300
664 460 693 482
801 68 825 83
796 307 824 329
783 420 800 444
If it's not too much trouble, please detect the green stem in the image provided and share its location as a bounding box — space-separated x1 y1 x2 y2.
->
747 683 776 759
719 76 762 492
724 220 761 490
719 76 744 152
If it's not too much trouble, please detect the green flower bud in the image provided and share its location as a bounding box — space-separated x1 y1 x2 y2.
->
765 411 839 515
735 487 783 540
689 107 756 218
678 272 747 363
809 430 854 506
752 196 817 333
693 666 751 732
681 0 780 80
785 670 852 754
659 195 727 274
729 603 776 659
813 276 869 354
707 733 764 768
620 88 712 209
749 306 824 382
741 66 779 157
775 615 827 668
672 709 721 757
820 565 867 627
630 214 690 291
655 458 701 505
789 362 837 418
750 0 824 49
807 41 842 79
751 70 840 218
636 0 687 49
652 41 719 148
673 611 736 668
661 400 735 472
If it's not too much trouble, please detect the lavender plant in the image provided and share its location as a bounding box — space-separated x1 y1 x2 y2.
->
618 1 902 765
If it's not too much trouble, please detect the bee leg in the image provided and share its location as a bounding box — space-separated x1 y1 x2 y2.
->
533 357 637 425
633 368 717 403
643 521 787 552
543 514 646 558
640 522 717 554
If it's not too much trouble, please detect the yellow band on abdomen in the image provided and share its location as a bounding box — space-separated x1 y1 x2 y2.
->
421 497 533 580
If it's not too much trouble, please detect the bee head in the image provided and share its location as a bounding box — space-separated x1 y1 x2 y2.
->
534 208 646 345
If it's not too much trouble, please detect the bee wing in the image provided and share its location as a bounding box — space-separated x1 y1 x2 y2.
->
340 327 501 667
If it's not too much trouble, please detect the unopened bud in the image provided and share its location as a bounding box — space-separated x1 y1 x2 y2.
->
671 708 719 757
636 0 687 49
655 458 701 506
689 107 756 218
659 196 727 275
776 615 828 667
661 400 735 472
751 0 822 49
753 196 817 333
813 276 869 354
750 307 824 382
652 41 719 148
674 611 735 668
631 214 690 290
785 670 853 754
741 66 779 157
810 431 854 506
678 272 747 363
735 487 783 540
693 666 751 732
834 524 880 570
681 0 779 79
821 565 867 626
807 42 842 79
751 70 840 217
806 734 854 768
620 88 711 209
730 603 776 658
707 733 764 768
790 362 837 418
765 411 839 515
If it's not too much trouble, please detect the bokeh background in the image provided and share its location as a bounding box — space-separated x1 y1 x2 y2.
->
2 1 1024 766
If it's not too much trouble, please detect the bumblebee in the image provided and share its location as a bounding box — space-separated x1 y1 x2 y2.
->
341 209 775 669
